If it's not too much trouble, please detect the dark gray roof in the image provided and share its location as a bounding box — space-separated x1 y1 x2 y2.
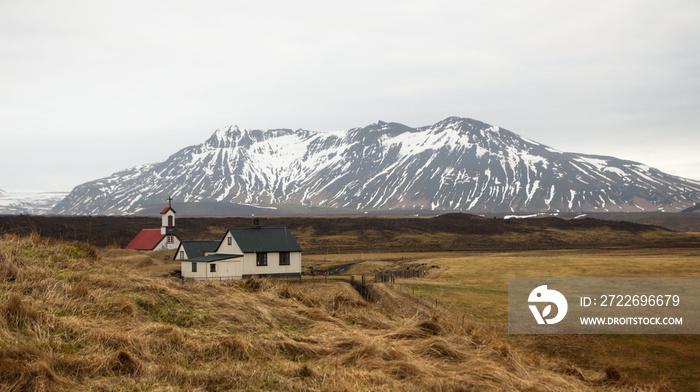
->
186 254 243 262
178 240 220 258
227 227 302 253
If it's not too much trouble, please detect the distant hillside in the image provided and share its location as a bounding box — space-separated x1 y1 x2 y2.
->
1 213 698 252
681 203 700 213
53 117 700 215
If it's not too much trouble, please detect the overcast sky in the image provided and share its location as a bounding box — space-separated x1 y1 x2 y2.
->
2 0 699 192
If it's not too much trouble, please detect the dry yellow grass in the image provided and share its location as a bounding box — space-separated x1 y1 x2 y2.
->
0 234 665 391
385 248 700 391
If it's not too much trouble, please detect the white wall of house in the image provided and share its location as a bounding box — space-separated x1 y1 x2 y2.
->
240 251 301 277
174 248 187 260
182 261 206 280
209 260 242 280
215 232 243 254
154 235 180 251
181 259 242 280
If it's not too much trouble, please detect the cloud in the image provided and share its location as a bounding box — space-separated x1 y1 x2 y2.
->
1 0 699 189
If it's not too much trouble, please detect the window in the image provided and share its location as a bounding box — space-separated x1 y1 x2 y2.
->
210 264 216 273
180 250 184 259
191 262 197 273
256 252 268 266
167 236 174 244
228 237 232 246
168 215 173 226
279 252 290 266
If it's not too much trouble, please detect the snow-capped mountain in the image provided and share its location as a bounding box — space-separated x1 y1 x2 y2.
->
52 117 700 215
0 189 69 215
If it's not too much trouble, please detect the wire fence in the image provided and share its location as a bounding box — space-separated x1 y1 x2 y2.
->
278 269 470 327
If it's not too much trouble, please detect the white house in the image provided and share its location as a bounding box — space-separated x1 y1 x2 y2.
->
125 204 180 251
178 225 302 280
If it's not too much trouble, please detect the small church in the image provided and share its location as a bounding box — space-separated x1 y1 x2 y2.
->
176 218 302 280
125 199 180 251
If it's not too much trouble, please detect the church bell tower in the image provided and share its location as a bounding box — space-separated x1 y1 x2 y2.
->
160 196 177 235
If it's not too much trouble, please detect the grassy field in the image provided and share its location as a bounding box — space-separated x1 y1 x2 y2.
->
320 248 700 391
0 234 677 391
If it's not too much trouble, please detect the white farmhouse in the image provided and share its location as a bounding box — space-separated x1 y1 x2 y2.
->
177 225 302 280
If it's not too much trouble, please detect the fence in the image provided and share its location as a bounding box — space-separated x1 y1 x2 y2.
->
383 280 472 328
224 268 470 327
374 269 423 283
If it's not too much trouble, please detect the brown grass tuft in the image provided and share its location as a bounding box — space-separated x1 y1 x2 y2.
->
0 347 61 392
385 326 426 340
0 253 20 282
62 242 99 261
273 338 330 360
68 281 90 299
552 362 590 382
416 336 467 360
243 276 271 292
296 363 316 379
331 292 366 310
108 350 141 376
416 317 444 336
604 366 622 382
1 294 40 328
384 360 426 380
209 335 251 360
338 337 407 366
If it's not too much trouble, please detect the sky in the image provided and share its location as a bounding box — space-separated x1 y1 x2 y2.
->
1 0 699 192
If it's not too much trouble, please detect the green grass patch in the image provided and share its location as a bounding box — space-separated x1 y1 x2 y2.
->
134 296 210 328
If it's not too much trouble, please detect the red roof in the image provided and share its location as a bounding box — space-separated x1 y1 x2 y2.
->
160 206 176 214
125 229 165 250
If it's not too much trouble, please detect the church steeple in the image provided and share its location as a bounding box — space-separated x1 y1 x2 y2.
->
160 197 176 235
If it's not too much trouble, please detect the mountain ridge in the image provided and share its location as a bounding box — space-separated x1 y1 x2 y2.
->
0 189 69 215
52 116 700 215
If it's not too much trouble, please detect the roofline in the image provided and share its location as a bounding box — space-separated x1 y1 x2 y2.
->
174 239 221 258
126 229 179 250
226 226 292 230
224 226 302 253
184 254 243 262
173 242 184 256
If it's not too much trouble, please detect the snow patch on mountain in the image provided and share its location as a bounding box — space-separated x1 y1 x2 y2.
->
0 189 69 215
